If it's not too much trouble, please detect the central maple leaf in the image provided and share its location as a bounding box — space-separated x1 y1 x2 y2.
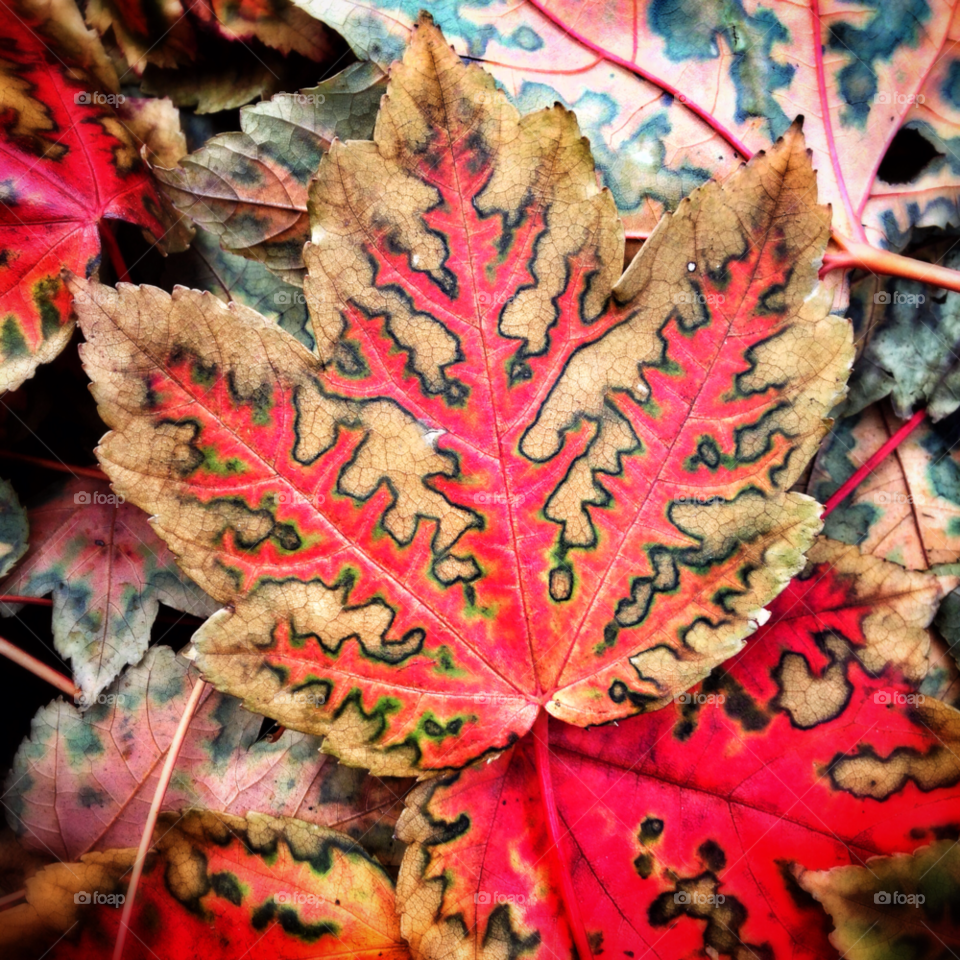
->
71 14 851 777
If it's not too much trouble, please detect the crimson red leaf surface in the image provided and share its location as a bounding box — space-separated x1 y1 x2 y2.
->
0 0 170 392
397 538 960 958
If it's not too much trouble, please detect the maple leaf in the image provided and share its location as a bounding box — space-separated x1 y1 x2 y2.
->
795 840 960 960
155 60 384 282
0 0 175 393
73 17 850 777
0 478 217 703
396 538 960 958
809 404 960 571
844 249 960 422
164 226 316 350
3 644 410 863
0 810 409 960
0 477 27 577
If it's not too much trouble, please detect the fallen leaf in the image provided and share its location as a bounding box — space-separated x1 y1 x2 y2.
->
140 43 300 114
1 811 410 960
809 404 960 571
0 478 217 703
795 840 960 960
397 538 960 958
116 95 195 251
526 0 960 249
74 19 850 775
0 0 167 392
155 60 385 282
844 245 960 422
85 0 197 73
4 644 411 864
186 0 331 61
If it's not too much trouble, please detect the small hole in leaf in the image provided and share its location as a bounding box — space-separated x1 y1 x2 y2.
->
877 127 943 184
254 716 282 745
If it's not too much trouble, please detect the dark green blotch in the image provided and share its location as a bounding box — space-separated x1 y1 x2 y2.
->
78 785 106 808
210 871 243 906
251 901 338 942
828 0 931 128
640 817 665 843
704 669 770 732
33 276 64 339
698 839 726 872
1 315 29 359
634 852 655 879
649 0 794 137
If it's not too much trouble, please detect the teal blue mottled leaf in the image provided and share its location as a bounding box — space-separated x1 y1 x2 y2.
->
154 61 386 282
844 247 960 422
0 479 217 703
809 403 960 570
4 645 411 863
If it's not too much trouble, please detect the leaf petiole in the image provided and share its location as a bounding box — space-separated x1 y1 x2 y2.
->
822 407 927 518
822 235 960 294
0 635 77 698
533 708 593 959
